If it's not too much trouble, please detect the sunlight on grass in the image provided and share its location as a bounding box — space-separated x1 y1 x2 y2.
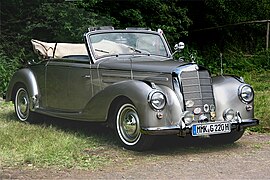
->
0 101 112 169
0 100 157 170
242 70 270 132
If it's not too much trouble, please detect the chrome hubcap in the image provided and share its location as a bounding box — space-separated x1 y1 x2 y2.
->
122 111 137 135
16 88 29 121
19 97 28 115
117 104 141 145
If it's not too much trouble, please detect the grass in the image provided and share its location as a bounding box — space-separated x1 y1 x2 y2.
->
0 102 119 170
0 102 160 170
242 70 270 132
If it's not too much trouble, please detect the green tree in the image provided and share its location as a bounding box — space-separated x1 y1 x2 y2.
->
187 0 270 53
83 0 192 44
0 0 109 94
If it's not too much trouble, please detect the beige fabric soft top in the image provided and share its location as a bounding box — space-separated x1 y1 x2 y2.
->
31 39 88 59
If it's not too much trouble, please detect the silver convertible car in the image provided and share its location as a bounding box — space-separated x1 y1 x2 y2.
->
5 27 259 150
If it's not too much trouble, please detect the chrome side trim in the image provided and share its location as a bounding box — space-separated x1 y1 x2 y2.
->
101 70 169 83
141 125 181 135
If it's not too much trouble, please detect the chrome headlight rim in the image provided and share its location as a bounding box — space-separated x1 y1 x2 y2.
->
238 84 254 104
148 91 166 111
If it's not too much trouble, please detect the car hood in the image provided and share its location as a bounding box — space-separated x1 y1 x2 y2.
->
97 55 188 74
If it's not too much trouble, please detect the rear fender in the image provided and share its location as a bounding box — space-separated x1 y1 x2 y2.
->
5 68 39 110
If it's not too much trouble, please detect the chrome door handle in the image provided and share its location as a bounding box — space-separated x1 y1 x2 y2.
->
82 75 91 78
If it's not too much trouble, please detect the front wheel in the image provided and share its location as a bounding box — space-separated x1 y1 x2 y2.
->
14 85 35 123
114 100 155 151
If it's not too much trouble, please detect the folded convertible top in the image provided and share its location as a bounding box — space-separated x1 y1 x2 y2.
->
31 39 88 59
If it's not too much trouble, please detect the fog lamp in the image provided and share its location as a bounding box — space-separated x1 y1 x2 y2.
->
183 111 194 125
223 108 235 121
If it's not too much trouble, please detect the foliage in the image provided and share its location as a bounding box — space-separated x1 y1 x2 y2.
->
1 0 270 110
83 0 192 44
195 48 270 75
0 0 112 95
204 0 270 24
0 47 22 94
188 0 270 55
1 0 111 58
26 2 113 42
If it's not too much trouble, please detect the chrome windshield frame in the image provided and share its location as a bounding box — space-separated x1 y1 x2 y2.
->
84 29 172 63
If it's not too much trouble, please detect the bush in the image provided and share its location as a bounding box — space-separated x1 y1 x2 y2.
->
191 44 270 75
0 48 23 96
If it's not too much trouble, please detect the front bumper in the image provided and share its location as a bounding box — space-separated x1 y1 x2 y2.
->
141 118 259 136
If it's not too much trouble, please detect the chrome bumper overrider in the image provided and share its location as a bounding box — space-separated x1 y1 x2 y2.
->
230 118 259 129
141 118 259 136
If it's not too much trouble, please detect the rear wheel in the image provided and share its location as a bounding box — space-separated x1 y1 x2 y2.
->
14 85 35 123
114 100 155 151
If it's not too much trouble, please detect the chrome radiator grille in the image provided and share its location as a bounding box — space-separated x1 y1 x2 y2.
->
180 70 215 120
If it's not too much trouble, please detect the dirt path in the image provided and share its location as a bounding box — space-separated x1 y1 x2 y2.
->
1 132 270 179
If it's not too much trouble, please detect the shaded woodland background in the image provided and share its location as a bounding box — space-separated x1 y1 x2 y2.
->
1 0 270 94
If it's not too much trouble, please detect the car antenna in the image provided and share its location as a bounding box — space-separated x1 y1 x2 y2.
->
130 57 134 80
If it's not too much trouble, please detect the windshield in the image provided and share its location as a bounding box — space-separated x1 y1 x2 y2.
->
89 32 168 59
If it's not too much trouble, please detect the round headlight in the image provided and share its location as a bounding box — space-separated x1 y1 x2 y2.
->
148 91 166 110
239 84 254 104
223 108 235 121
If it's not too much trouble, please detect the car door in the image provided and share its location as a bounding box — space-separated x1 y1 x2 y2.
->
45 60 70 110
46 57 96 112
65 60 93 111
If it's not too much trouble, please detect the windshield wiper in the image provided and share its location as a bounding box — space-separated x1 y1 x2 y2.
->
127 45 152 55
128 46 142 53
95 49 109 53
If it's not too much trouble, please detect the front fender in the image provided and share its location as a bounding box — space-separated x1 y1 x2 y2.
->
6 68 39 107
212 76 254 120
81 80 183 128
81 80 152 122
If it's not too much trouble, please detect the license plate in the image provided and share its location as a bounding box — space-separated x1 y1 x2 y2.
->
192 122 231 136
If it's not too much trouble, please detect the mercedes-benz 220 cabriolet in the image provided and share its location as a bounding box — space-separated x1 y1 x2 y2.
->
4 27 259 150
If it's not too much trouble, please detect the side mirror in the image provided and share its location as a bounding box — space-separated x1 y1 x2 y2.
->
174 42 185 51
172 42 185 57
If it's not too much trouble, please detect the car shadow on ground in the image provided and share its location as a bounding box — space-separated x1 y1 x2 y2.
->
30 114 240 155
150 135 239 155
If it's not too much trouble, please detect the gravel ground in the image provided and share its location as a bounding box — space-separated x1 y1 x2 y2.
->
1 132 270 179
